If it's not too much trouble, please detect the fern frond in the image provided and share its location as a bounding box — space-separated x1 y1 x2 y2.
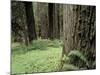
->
62 63 79 71
68 50 89 67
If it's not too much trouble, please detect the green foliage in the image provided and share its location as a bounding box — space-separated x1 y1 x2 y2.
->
12 39 95 74
11 39 62 74
61 50 95 70
62 64 79 71
31 39 62 50
68 50 89 67
12 39 62 54
11 42 28 55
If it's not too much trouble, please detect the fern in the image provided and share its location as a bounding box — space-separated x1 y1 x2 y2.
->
68 50 89 67
62 63 79 71
60 50 95 71
62 55 70 62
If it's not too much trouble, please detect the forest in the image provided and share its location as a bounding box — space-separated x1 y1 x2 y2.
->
11 1 96 74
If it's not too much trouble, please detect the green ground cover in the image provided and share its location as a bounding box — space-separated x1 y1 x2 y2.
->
11 39 62 74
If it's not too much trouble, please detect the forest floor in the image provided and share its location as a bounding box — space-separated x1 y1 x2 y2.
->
11 39 62 74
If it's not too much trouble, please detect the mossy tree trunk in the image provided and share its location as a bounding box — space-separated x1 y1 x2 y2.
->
11 1 29 46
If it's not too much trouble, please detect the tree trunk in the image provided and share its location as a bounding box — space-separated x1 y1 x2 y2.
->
62 4 96 69
48 3 54 39
53 4 60 39
24 2 37 43
57 4 60 39
59 5 63 38
11 1 29 46
38 3 48 39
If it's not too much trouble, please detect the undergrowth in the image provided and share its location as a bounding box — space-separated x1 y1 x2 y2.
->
11 39 62 74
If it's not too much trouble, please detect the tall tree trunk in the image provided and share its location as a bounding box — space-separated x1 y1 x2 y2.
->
37 3 48 39
24 2 37 43
53 4 60 39
48 3 54 39
11 1 29 46
62 5 96 69
59 5 63 38
57 4 60 39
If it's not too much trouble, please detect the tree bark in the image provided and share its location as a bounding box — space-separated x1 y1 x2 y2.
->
38 3 48 39
62 4 96 69
24 2 37 43
53 4 60 39
48 3 54 39
11 1 29 46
